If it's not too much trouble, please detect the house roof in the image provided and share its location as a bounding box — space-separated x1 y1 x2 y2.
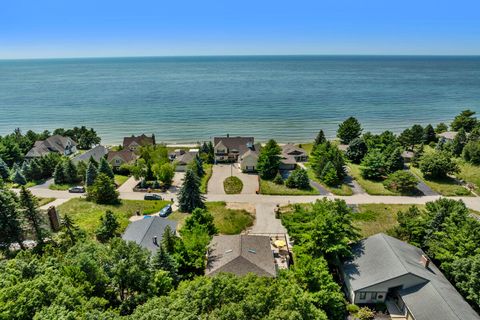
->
72 145 108 164
280 155 297 165
26 135 77 158
107 149 137 164
342 233 479 320
214 136 254 156
176 151 195 165
281 143 307 156
206 235 276 277
122 216 177 253
123 134 154 148
437 131 457 140
401 150 415 159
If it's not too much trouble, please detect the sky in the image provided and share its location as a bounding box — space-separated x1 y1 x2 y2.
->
1 0 480 59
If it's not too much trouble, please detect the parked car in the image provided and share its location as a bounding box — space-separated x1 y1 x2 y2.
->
159 204 173 217
144 193 162 200
68 186 85 193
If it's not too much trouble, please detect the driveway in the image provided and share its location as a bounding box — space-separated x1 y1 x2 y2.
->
117 176 139 193
208 164 258 195
249 203 287 234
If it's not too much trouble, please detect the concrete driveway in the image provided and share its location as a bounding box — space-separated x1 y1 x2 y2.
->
249 203 287 234
208 164 259 195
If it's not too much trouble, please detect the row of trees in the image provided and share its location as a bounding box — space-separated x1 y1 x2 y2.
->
0 153 62 186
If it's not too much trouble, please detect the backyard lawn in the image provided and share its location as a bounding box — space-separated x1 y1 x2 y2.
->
409 166 471 196
259 178 319 195
200 163 213 194
114 174 129 187
223 176 243 194
56 198 171 234
347 163 398 196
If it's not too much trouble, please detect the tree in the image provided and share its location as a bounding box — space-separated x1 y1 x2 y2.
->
463 141 480 164
423 124 437 144
383 171 418 194
152 245 179 284
449 255 480 307
384 147 404 173
76 160 88 183
314 129 327 147
0 189 25 251
419 150 459 179
88 173 119 205
97 157 115 180
12 170 27 186
337 117 362 144
256 139 282 180
360 149 387 180
310 141 345 185
192 155 205 178
285 168 310 189
153 163 174 188
435 122 448 133
399 125 423 150
451 109 477 132
161 225 178 253
346 138 367 164
85 161 98 187
272 172 284 185
178 169 204 212
411 124 425 147
19 187 48 246
452 128 467 156
0 157 9 180
183 208 217 236
28 159 43 181
63 158 78 183
53 161 67 184
95 210 120 243
61 214 80 244
0 138 23 166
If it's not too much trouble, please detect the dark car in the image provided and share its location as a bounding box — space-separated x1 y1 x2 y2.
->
144 193 162 200
159 204 173 217
68 186 85 193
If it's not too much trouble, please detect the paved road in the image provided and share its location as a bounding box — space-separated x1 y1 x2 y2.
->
208 164 258 194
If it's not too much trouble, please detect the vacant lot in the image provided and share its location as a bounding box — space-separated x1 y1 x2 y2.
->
347 164 398 196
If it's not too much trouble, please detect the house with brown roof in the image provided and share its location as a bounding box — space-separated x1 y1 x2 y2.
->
107 149 137 169
171 149 197 172
213 135 255 163
123 134 155 152
437 131 457 142
25 135 77 159
206 235 277 277
279 144 308 170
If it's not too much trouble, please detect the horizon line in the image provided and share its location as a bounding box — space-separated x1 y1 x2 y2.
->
1 53 480 61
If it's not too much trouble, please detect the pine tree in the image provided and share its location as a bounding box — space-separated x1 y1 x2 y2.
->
152 245 179 284
63 159 78 184
178 169 205 212
0 157 9 180
257 139 282 180
0 189 25 251
423 124 437 144
88 155 99 168
53 162 66 184
183 208 217 235
95 210 120 243
87 173 119 204
21 162 31 181
19 186 48 246
162 225 178 253
313 129 327 147
452 128 467 156
337 117 362 144
85 162 98 187
28 160 43 181
98 157 114 179
61 214 79 244
193 155 205 178
13 170 27 186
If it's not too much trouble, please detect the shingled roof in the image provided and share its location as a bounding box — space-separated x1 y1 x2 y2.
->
25 135 77 158
123 134 155 148
343 233 480 320
72 145 107 164
107 149 137 164
206 235 276 277
214 136 254 155
122 216 177 253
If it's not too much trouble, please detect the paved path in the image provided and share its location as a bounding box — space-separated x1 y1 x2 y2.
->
406 168 438 196
117 176 139 193
208 164 258 195
249 203 287 234
30 178 54 190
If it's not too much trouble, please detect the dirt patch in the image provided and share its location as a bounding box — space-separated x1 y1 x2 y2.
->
226 202 256 214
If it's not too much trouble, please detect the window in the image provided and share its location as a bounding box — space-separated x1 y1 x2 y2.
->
359 292 366 300
371 292 377 300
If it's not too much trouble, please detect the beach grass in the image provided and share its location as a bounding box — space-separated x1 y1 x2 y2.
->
347 163 398 196
409 166 471 196
259 178 319 195
56 198 170 234
223 176 243 194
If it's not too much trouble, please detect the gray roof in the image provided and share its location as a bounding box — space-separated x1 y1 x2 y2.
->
122 216 177 253
437 131 457 140
176 151 195 165
72 145 107 164
206 235 276 277
214 136 254 156
26 135 77 158
123 134 155 148
281 143 307 156
343 233 479 320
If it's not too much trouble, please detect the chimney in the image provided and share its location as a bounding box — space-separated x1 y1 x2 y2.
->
153 236 158 246
420 254 430 268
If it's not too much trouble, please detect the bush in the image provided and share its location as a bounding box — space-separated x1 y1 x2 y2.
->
419 151 459 179
285 168 310 189
223 176 243 194
383 171 418 194
356 307 375 320
360 149 387 180
272 172 284 185
347 304 360 314
463 141 480 165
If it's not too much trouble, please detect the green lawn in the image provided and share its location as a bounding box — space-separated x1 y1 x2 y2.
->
305 164 353 196
37 197 55 207
49 183 76 191
259 178 320 195
200 163 213 194
410 166 471 196
114 174 129 187
7 181 38 189
56 198 170 234
223 176 243 194
168 202 254 235
347 163 399 196
297 142 314 155
457 161 480 191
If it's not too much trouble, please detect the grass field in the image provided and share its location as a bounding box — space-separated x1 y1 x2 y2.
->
409 166 471 196
259 178 319 195
6 181 38 189
347 163 398 196
114 174 129 187
200 163 213 194
305 164 353 196
168 201 254 235
457 161 480 191
223 176 243 194
56 198 170 234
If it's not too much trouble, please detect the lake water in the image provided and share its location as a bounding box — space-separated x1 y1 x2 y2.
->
0 55 479 145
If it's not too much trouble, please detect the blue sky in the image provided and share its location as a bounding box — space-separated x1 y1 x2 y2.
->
1 0 479 58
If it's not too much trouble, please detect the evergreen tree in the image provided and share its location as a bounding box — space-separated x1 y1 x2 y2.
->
152 245 179 284
95 210 120 243
337 117 362 144
0 157 9 180
256 139 282 180
313 129 327 148
435 122 448 133
54 162 66 184
63 159 78 184
0 189 25 251
452 128 467 156
285 168 310 189
272 172 284 185
451 109 477 132
310 141 345 185
97 157 114 180
385 147 404 173
61 214 79 244
12 170 27 186
360 149 387 180
346 137 367 164
178 169 205 213
193 155 205 178
162 225 178 253
19 186 48 246
183 208 217 236
88 155 99 168
21 162 31 181
423 124 437 144
85 162 98 187
87 173 119 205
76 161 88 183
28 159 43 181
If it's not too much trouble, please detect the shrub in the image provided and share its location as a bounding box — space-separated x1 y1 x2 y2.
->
383 171 417 194
272 172 284 185
223 176 243 194
347 304 360 314
356 307 375 320
285 168 310 189
419 151 459 179
463 141 480 165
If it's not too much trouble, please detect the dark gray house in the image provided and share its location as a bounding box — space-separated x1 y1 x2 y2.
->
341 233 480 320
206 235 276 277
122 216 177 253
